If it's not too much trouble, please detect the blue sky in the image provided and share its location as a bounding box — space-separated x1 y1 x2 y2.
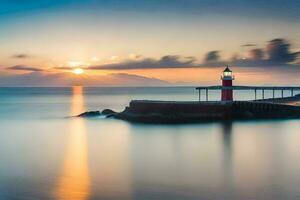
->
1 0 300 19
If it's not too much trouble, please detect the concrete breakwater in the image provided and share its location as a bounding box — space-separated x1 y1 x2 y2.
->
113 100 300 123
77 98 300 123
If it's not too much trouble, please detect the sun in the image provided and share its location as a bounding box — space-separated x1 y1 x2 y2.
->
73 68 84 75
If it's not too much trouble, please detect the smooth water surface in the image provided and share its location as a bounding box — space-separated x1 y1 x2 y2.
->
0 87 300 200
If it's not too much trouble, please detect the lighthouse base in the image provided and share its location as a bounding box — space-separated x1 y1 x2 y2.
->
221 90 233 101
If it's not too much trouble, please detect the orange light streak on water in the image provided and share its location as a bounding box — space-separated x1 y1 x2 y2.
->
54 86 90 200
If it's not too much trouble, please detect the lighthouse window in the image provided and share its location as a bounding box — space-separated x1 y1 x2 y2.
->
224 71 232 77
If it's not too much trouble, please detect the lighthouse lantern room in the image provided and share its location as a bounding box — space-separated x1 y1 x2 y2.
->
221 66 234 101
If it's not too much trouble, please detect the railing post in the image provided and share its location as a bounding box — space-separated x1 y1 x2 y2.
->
273 89 275 99
206 89 208 101
198 89 201 101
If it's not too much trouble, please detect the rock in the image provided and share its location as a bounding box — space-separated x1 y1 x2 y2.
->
77 111 101 117
76 109 117 118
101 109 116 116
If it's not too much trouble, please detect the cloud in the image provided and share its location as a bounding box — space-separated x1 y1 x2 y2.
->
54 66 89 70
84 39 298 71
89 55 197 70
0 72 170 87
249 48 264 60
230 38 300 67
7 65 44 72
11 54 31 59
266 38 299 63
241 44 257 47
129 54 142 60
204 51 220 62
54 67 72 70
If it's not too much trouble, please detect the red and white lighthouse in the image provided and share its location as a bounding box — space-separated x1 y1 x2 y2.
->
221 66 234 101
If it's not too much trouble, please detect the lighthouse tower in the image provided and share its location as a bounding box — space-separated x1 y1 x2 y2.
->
221 66 234 101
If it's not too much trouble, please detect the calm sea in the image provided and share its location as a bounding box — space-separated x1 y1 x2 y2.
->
0 87 300 200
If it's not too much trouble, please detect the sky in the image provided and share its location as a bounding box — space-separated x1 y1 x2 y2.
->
0 0 300 86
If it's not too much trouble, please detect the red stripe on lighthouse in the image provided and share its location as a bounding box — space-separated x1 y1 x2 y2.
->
222 79 233 101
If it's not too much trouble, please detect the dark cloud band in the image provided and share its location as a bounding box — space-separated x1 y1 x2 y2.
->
11 54 31 59
89 55 197 70
7 65 44 72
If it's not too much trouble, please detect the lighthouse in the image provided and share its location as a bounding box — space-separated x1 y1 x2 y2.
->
221 66 234 101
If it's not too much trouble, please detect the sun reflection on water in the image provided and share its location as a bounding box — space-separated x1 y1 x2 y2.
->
55 86 90 200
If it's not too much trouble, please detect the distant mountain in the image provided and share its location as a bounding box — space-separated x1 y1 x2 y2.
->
0 72 170 87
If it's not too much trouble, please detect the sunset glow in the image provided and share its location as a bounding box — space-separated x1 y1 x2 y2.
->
0 0 299 86
73 68 84 75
